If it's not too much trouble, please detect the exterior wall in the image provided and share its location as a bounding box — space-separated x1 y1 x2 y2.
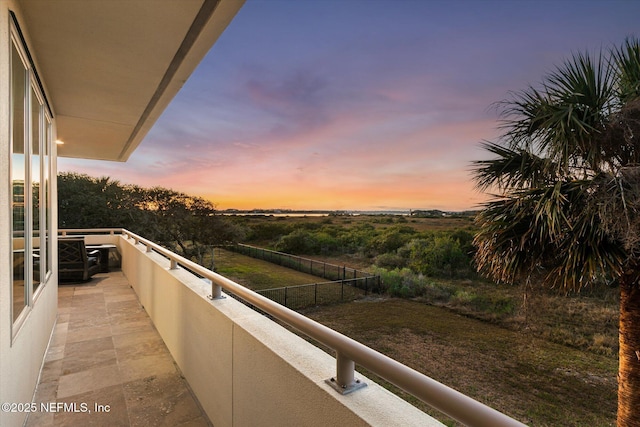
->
120 235 443 427
0 2 58 426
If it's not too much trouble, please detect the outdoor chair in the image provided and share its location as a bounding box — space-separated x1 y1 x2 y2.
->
58 237 102 282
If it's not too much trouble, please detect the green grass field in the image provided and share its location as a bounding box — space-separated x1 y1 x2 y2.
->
212 248 325 290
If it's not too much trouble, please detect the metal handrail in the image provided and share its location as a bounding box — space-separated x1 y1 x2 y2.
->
80 228 525 426
59 228 122 236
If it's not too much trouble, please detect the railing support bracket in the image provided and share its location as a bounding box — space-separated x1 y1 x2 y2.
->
325 377 367 395
325 353 367 395
208 282 225 300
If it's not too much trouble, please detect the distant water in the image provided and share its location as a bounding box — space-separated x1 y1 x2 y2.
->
221 211 412 217
241 213 330 217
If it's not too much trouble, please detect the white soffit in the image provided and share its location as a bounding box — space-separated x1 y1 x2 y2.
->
18 0 244 161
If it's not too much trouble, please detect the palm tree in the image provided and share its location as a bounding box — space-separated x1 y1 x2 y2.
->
472 38 640 427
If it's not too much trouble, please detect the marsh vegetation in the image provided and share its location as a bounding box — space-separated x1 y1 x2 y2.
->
218 213 618 426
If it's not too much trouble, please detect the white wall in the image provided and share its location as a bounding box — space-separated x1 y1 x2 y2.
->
0 2 59 426
120 235 443 427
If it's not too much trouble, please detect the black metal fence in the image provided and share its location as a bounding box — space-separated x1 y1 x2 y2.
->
230 243 377 282
226 243 382 310
255 276 381 310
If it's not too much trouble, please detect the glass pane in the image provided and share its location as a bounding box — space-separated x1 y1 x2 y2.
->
44 119 51 277
11 42 27 321
32 88 41 292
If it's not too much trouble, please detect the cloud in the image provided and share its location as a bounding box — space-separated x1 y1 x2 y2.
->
58 0 640 212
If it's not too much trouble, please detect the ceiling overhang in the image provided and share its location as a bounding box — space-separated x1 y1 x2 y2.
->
17 0 244 161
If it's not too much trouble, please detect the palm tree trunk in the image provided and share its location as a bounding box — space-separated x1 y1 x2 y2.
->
618 277 640 427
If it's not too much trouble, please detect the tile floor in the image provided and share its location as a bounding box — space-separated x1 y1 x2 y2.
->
26 271 211 427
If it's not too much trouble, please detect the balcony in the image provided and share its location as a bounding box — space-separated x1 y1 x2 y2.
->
26 270 209 427
28 229 524 427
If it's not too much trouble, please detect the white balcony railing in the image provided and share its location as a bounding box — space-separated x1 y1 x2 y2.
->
61 228 526 427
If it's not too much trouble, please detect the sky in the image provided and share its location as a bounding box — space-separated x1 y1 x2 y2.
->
58 0 640 212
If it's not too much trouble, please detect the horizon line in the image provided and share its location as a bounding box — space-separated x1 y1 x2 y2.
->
217 208 480 213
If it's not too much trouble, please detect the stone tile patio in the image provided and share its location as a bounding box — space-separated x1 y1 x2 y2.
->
26 271 211 427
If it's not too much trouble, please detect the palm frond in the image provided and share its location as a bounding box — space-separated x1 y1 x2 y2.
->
613 37 640 103
472 141 555 191
474 179 625 290
496 85 552 150
496 51 615 172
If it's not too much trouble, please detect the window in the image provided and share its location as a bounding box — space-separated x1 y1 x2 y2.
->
10 16 53 330
44 115 52 280
31 87 42 293
11 36 27 323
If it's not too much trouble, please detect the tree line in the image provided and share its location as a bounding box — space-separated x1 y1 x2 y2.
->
58 172 245 268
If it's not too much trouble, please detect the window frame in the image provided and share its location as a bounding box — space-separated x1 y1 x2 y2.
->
9 15 54 337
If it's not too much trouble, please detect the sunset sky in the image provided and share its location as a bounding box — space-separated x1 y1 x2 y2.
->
58 0 640 212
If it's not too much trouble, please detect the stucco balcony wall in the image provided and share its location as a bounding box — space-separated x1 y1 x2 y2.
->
118 235 442 427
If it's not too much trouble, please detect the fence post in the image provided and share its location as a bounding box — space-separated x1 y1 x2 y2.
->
284 287 288 308
315 283 318 305
341 280 344 301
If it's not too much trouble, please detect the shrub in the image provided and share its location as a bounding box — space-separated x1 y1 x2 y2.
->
406 235 472 278
314 231 340 254
449 290 516 317
245 222 293 243
374 252 407 270
451 289 475 305
422 281 455 303
373 267 430 298
274 229 318 254
274 229 340 255
339 223 376 254
368 225 416 255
